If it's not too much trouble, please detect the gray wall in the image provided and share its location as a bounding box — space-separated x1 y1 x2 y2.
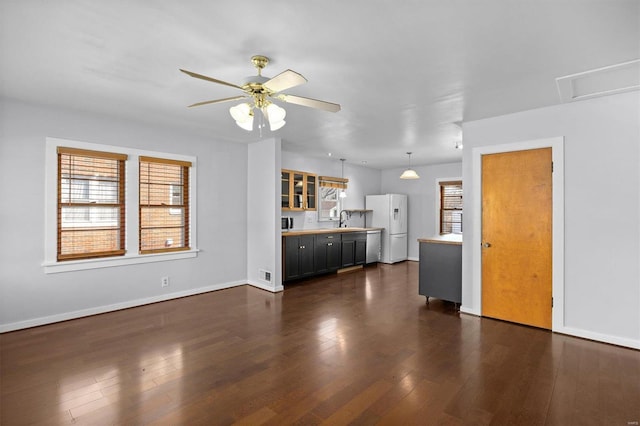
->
382 163 463 260
0 99 248 330
462 90 639 348
281 152 382 229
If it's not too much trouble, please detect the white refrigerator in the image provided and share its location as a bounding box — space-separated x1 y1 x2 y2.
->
365 194 408 263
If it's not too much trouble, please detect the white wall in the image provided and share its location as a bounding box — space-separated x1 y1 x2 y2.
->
381 163 462 260
247 138 282 291
0 99 249 331
281 152 382 229
462 91 640 349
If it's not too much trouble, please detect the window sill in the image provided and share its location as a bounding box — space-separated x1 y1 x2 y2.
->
42 249 199 274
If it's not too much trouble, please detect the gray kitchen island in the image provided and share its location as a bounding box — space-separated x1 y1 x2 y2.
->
418 234 462 309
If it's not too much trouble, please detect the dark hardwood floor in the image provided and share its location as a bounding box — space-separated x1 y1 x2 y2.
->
1 261 639 425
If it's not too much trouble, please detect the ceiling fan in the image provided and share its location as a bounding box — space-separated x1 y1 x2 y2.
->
180 55 341 131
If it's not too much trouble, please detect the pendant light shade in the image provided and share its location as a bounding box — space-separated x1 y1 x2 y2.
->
266 103 286 131
400 152 420 179
229 103 254 131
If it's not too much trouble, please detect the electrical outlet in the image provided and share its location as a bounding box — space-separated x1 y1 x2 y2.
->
161 276 169 287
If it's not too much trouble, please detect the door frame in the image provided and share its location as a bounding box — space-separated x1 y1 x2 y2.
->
470 137 564 331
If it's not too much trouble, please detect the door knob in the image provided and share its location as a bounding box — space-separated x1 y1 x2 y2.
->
483 242 491 248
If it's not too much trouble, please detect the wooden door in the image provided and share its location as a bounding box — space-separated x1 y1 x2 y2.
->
481 148 552 329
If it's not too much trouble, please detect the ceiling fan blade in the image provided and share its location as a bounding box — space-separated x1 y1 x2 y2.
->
278 94 341 113
263 69 307 93
179 69 244 90
187 95 247 108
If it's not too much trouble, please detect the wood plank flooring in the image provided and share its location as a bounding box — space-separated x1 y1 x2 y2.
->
1 261 639 425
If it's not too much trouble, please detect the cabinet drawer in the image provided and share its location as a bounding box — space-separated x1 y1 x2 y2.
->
341 232 366 242
316 234 340 244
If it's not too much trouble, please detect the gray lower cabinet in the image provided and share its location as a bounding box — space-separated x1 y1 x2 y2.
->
341 232 367 267
284 235 315 281
315 233 341 274
283 231 369 281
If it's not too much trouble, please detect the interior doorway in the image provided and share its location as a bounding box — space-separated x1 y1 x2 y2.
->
481 148 552 329
468 136 564 331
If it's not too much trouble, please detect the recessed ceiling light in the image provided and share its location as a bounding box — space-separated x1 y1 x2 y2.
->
327 152 332 157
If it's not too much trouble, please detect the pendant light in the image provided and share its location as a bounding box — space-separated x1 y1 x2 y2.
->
400 152 420 179
339 158 347 198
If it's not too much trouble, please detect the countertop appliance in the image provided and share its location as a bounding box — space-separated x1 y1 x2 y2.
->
281 216 294 231
365 194 408 263
365 229 382 263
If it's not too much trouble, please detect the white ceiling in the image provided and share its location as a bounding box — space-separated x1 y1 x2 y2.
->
1 1 638 169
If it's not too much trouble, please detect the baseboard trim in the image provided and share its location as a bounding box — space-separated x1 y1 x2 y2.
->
0 279 247 333
247 280 284 293
553 326 640 350
459 306 479 316
456 308 639 350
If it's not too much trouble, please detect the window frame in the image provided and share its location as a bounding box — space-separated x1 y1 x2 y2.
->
44 137 198 274
139 156 191 254
318 176 348 222
436 178 463 235
57 147 127 261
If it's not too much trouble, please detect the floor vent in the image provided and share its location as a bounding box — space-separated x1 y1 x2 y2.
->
259 269 272 283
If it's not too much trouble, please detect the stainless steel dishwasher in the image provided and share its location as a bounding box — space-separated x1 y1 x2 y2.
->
366 229 381 263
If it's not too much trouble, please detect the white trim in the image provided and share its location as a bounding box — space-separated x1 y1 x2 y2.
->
0 279 246 333
407 256 419 262
247 280 284 293
469 137 565 331
459 306 478 316
554 327 640 351
43 249 200 274
44 137 198 272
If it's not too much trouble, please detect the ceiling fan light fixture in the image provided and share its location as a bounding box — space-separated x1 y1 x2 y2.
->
400 152 420 179
182 55 340 133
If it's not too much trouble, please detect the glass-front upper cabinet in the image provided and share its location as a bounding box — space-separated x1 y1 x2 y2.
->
293 172 304 209
306 175 316 210
281 169 317 211
281 171 290 208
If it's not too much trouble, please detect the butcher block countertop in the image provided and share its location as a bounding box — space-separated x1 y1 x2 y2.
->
283 227 383 237
418 234 463 245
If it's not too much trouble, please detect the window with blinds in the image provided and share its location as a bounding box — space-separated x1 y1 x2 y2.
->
57 147 127 260
139 157 191 254
440 180 463 234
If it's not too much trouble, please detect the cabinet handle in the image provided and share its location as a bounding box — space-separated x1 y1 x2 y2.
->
328 242 332 246
300 245 304 249
327 236 333 239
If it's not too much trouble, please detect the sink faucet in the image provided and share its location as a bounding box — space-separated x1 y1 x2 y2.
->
338 210 348 228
